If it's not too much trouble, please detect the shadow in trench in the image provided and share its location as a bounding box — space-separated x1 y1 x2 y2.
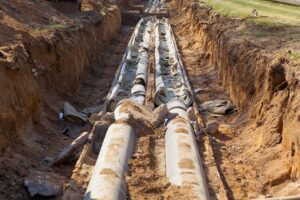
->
210 137 235 200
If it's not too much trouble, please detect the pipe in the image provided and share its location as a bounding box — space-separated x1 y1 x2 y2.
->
167 19 206 126
85 18 153 200
106 18 152 112
104 19 142 112
165 101 209 200
84 123 135 200
154 18 192 107
145 0 167 16
153 18 209 199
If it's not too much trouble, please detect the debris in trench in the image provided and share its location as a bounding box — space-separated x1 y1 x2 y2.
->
0 49 8 59
194 88 209 95
187 106 197 121
50 131 89 166
206 121 219 134
81 104 104 115
63 101 88 124
191 121 201 141
199 99 237 116
24 170 64 197
63 125 84 139
150 103 168 128
91 121 110 154
89 111 115 124
31 68 40 77
59 102 101 138
58 109 88 139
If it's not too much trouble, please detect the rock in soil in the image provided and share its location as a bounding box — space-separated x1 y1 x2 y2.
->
24 170 64 197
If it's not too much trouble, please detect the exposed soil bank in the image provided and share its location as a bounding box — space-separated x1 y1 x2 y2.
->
170 0 300 198
0 1 121 152
61 25 135 200
0 1 122 199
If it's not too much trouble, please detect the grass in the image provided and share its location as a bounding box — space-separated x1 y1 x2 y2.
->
290 51 300 60
37 23 69 30
199 0 300 61
199 0 300 26
30 23 82 35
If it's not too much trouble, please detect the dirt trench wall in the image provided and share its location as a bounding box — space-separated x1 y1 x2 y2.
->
26 8 121 93
173 0 300 180
0 44 41 152
0 5 121 152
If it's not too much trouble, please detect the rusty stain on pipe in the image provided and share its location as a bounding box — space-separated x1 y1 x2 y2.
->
165 101 209 200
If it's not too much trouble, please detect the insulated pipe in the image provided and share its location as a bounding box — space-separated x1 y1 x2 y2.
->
145 0 167 15
105 19 142 112
168 21 193 95
131 84 146 105
168 18 207 126
106 18 152 111
154 18 192 107
165 101 209 200
107 19 147 110
85 18 152 199
84 123 135 200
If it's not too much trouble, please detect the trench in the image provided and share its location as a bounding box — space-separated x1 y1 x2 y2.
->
69 0 210 199
80 0 299 199
2 0 299 200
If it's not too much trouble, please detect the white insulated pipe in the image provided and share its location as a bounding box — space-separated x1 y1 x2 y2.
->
106 18 152 112
85 18 153 199
105 19 142 112
145 0 167 15
165 101 209 200
84 122 135 200
154 18 192 107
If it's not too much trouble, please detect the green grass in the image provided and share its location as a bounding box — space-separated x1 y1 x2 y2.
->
30 23 82 35
37 23 69 30
290 51 300 60
199 0 300 26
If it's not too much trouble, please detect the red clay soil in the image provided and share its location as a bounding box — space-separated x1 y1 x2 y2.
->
169 0 300 199
2 0 300 199
0 0 122 199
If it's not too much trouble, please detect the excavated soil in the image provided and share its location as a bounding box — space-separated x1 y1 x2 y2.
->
126 128 197 200
2 0 300 199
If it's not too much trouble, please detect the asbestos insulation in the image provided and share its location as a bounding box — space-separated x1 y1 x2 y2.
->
154 18 192 107
145 0 167 14
106 18 153 111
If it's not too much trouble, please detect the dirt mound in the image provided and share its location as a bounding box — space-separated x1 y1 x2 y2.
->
126 128 197 200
